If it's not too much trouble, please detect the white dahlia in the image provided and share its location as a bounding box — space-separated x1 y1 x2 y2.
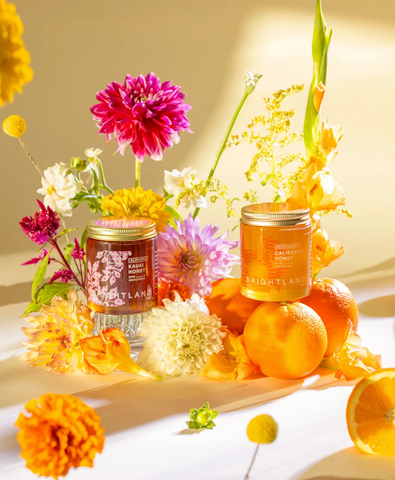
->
138 293 225 376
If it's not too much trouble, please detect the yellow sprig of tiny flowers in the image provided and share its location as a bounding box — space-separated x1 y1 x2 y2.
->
228 84 306 200
174 178 240 218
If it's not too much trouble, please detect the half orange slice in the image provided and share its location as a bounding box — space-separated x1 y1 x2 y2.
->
347 368 395 455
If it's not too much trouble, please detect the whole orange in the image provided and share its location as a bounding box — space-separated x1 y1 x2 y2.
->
206 278 263 335
244 302 327 379
300 278 359 357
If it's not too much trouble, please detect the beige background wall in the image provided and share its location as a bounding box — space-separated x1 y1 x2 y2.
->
1 0 395 278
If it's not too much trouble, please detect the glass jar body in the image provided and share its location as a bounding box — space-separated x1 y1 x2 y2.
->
240 221 312 302
86 235 158 344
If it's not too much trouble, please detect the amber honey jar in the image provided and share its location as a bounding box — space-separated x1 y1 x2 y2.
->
240 203 312 302
86 217 158 345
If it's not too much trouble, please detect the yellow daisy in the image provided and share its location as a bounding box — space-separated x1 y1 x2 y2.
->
0 0 33 106
101 186 171 232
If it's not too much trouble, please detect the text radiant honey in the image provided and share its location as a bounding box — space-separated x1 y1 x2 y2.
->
240 203 312 302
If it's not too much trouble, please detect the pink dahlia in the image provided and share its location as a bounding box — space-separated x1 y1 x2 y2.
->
20 200 60 245
158 215 240 297
91 72 192 161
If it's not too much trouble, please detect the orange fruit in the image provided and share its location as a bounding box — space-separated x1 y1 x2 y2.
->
300 278 359 357
347 369 395 455
206 278 263 335
244 302 327 380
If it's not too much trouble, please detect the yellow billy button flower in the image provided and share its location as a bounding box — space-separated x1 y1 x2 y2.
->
2 114 26 137
244 414 278 479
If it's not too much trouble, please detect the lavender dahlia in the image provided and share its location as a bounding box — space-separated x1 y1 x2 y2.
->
158 215 239 297
91 73 191 161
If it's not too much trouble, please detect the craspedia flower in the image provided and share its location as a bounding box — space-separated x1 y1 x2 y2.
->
158 214 240 296
2 114 26 137
15 393 105 479
0 0 33 106
91 72 191 161
247 414 278 444
244 414 278 479
101 186 171 232
21 289 94 374
138 293 225 376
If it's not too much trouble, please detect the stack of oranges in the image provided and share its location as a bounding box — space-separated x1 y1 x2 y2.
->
207 277 359 380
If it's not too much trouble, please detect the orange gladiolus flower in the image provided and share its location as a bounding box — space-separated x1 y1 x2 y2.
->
317 121 345 164
313 81 326 113
311 217 344 277
200 331 260 381
15 393 105 479
158 281 191 306
321 331 382 381
80 328 161 380
287 163 346 214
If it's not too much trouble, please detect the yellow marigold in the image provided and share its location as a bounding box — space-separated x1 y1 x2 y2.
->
0 0 33 106
16 393 105 479
21 289 94 374
2 114 26 137
101 186 171 232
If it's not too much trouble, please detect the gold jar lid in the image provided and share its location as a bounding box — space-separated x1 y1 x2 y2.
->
241 203 310 227
87 217 157 241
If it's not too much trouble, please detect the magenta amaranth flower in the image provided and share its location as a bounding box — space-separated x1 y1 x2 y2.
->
50 269 75 284
21 248 52 266
71 238 85 260
158 215 240 297
90 72 192 161
20 200 60 245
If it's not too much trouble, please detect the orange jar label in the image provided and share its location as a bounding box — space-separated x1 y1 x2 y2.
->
240 223 311 301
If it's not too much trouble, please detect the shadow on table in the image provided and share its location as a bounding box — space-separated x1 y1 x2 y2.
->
359 294 395 318
76 367 338 436
294 446 395 480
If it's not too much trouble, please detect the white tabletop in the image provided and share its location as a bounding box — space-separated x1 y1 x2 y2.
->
0 261 394 480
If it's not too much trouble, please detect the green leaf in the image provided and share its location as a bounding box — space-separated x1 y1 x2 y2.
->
57 228 75 238
80 227 88 250
22 282 74 317
31 252 50 301
165 205 182 228
64 243 74 261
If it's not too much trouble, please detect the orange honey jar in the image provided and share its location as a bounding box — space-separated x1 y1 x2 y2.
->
240 203 312 302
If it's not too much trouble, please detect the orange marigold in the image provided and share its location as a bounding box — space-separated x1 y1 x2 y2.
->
15 393 105 479
158 281 191 306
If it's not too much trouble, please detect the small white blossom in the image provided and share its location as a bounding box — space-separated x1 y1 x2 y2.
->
164 167 208 209
84 147 103 158
138 293 225 376
37 163 83 216
245 69 263 94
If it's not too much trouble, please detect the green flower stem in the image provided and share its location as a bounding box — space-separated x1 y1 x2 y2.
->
96 158 114 194
193 90 250 219
135 158 141 188
244 444 260 480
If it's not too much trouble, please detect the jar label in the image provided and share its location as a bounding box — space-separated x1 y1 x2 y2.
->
87 250 153 307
